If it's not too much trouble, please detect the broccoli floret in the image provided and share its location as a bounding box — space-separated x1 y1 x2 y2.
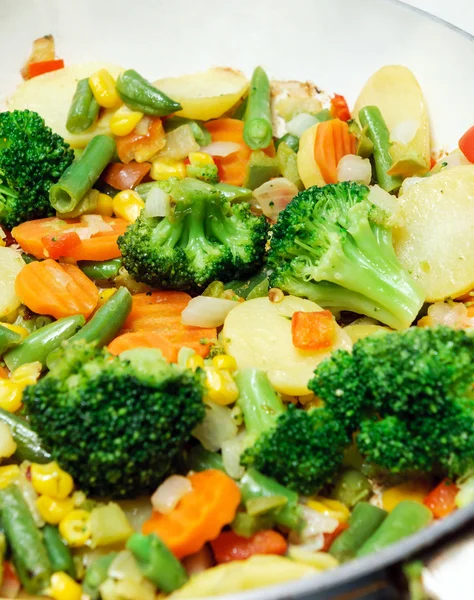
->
118 178 268 292
236 369 347 495
268 182 424 329
309 326 474 477
23 343 205 498
186 163 219 184
0 110 74 229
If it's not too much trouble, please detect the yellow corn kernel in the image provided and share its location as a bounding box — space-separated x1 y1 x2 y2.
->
98 288 117 307
0 422 16 458
382 481 432 513
59 509 92 547
1 323 29 340
96 193 114 217
0 465 20 489
112 190 145 223
89 69 120 109
0 379 23 413
186 355 205 371
36 495 75 525
48 572 82 600
189 152 215 167
307 497 350 523
30 461 74 499
0 238 5 247
205 367 239 406
110 105 144 136
212 354 237 371
150 159 186 181
11 361 42 385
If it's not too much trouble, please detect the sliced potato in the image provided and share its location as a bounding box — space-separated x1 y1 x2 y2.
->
352 65 430 177
297 123 325 189
222 296 351 396
394 165 474 301
154 68 248 121
8 62 124 148
0 247 25 318
344 318 392 343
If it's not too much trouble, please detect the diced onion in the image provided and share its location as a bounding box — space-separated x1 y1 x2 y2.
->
199 141 241 157
368 185 402 225
433 148 470 172
143 187 171 218
252 177 298 222
390 120 419 145
192 401 238 452
108 550 143 582
286 113 319 138
298 505 338 541
135 116 151 136
221 432 247 479
337 154 372 186
81 214 113 233
156 125 199 161
400 176 424 195
151 475 193 514
181 296 239 328
294 535 325 553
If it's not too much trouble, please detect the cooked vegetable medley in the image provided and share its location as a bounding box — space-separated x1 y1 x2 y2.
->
1 35 474 599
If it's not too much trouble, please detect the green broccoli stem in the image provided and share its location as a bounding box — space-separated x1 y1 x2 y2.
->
184 445 225 473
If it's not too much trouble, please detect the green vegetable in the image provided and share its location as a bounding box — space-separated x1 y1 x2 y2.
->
82 552 118 600
66 78 100 134
231 96 248 121
403 561 427 600
0 110 74 229
186 163 219 184
0 408 51 464
56 188 101 219
243 67 273 150
43 525 76 578
184 445 226 473
164 116 211 146
276 142 303 190
331 469 372 508
4 314 85 371
313 108 333 122
127 533 188 593
79 258 122 280
10 307 53 334
275 133 299 153
116 69 182 116
348 120 374 159
329 502 387 562
359 106 402 193
357 500 432 557
118 177 268 292
268 181 424 329
455 472 474 508
243 151 280 190
230 512 275 538
135 178 177 201
24 345 205 498
0 484 52 594
223 268 271 299
49 135 116 214
0 324 22 355
214 182 253 201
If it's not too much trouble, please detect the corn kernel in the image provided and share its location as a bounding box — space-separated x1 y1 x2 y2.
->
0 422 17 458
1 323 29 340
11 361 42 385
382 481 432 513
37 495 75 525
0 379 23 413
212 354 237 371
307 497 350 523
205 367 239 406
48 572 82 600
0 465 20 489
112 190 145 223
150 159 186 181
98 288 117 307
110 105 144 136
188 152 215 167
0 238 5 247
59 509 91 547
89 69 120 109
186 355 205 371
96 193 114 217
30 461 74 499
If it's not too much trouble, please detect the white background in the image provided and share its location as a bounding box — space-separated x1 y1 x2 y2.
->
403 0 474 35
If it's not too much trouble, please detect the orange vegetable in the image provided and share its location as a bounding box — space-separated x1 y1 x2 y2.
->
423 478 459 519
108 331 178 362
116 117 166 164
205 119 252 186
12 216 128 262
321 522 349 552
41 231 82 260
211 530 287 564
15 259 99 320
103 161 151 190
314 119 357 184
28 59 64 78
0 562 20 598
330 94 351 122
0 366 9 378
459 125 474 163
291 310 335 351
143 469 241 559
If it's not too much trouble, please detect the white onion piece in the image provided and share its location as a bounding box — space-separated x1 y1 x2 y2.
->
182 546 214 576
400 176 424 195
299 506 338 541
199 141 241 157
294 535 325 553
181 296 238 328
192 401 238 452
433 148 470 172
390 120 419 145
221 432 247 479
151 475 192 514
286 113 319 138
252 177 298 222
144 187 171 218
427 302 468 329
81 214 113 233
135 116 151 136
337 154 372 186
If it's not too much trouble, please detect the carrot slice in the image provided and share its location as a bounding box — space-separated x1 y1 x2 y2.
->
291 310 335 351
211 530 287 564
459 125 474 163
143 469 241 559
116 117 166 164
28 59 64 78
15 259 99 320
205 119 251 186
314 119 357 184
108 331 178 362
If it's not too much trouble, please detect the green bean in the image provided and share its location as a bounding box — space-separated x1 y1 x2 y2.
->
56 189 101 219
214 182 253 202
0 485 52 594
243 67 273 150
66 78 100 134
4 314 85 371
359 106 402 193
116 70 182 116
0 408 51 464
79 258 122 280
275 133 300 153
357 500 432 557
329 502 387 562
43 525 76 578
164 116 211 147
0 324 22 355
331 468 372 508
82 552 117 600
231 512 274 538
50 135 116 214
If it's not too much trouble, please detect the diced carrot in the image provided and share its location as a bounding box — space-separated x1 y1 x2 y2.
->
103 161 151 190
459 126 474 163
314 119 357 184
116 117 166 164
205 119 252 186
15 259 98 320
430 155 437 170
423 478 459 519
0 366 9 378
41 231 82 260
143 469 241 559
321 522 349 552
211 530 287 564
330 94 351 122
0 562 20 598
291 310 335 351
28 59 64 78
108 331 178 362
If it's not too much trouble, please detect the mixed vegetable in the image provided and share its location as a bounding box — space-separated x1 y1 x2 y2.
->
0 34 474 600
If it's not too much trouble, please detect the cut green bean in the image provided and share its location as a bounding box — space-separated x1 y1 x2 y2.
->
0 408 51 464
231 512 274 538
56 189 101 219
164 116 211 147
357 500 432 557
243 67 273 150
275 133 300 153
79 258 122 280
82 552 117 600
116 69 182 116
66 78 100 134
4 314 85 371
0 485 52 594
50 135 116 214
0 324 22 355
43 525 76 578
331 468 372 508
359 106 402 193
